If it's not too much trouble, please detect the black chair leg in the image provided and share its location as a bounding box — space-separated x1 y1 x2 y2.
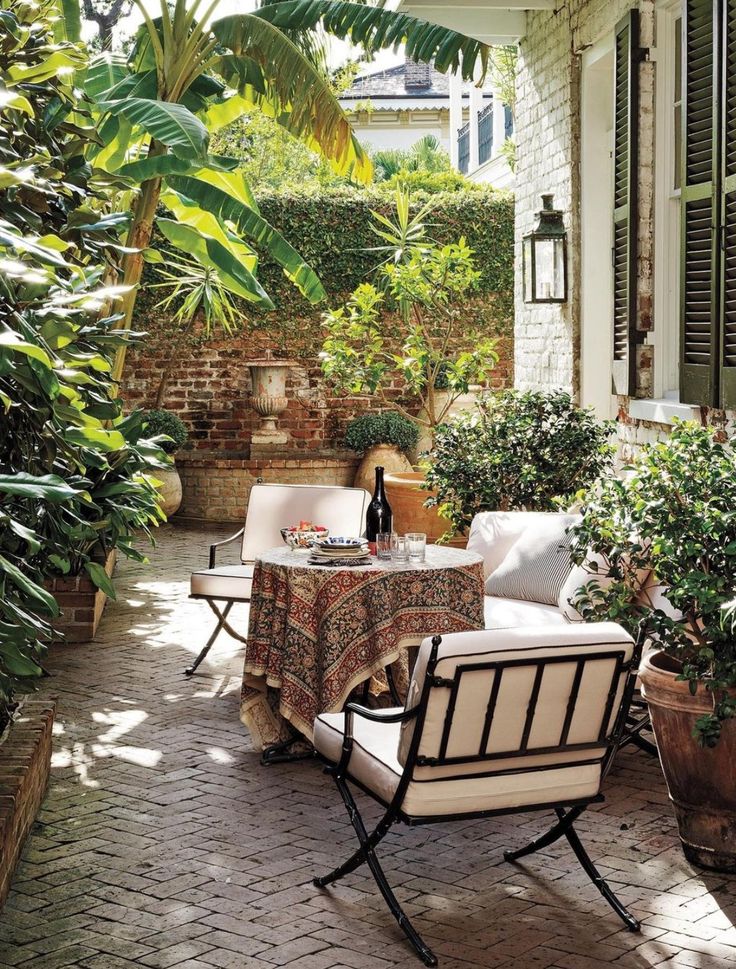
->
314 777 437 967
503 805 584 862
556 808 641 932
185 600 246 676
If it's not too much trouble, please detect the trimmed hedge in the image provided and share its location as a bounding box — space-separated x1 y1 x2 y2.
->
133 186 514 367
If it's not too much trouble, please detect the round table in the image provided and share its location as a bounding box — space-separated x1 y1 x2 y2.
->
239 544 485 750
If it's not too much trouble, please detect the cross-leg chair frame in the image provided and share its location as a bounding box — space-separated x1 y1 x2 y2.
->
314 625 647 966
185 598 249 677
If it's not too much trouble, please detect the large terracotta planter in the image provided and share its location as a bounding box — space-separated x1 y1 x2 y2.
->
640 649 736 872
354 445 412 493
46 548 116 643
383 472 465 547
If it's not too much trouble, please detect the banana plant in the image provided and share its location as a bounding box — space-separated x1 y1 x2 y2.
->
80 0 489 381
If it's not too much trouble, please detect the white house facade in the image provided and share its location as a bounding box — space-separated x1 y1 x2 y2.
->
401 0 736 456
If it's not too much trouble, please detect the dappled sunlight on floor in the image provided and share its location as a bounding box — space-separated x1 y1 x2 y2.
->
3 521 736 969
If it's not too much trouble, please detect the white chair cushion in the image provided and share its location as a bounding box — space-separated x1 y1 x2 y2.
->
190 565 254 601
467 511 568 580
241 484 370 562
484 595 566 629
314 710 602 817
484 514 579 605
398 623 634 767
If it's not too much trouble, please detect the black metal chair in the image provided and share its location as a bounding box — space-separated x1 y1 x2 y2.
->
312 621 645 967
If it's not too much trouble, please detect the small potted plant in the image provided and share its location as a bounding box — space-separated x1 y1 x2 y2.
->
345 412 418 492
142 409 188 517
568 422 736 871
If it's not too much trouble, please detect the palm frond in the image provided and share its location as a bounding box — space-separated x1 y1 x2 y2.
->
254 0 488 80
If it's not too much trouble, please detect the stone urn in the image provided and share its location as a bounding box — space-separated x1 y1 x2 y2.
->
354 445 412 493
246 351 297 446
156 465 183 517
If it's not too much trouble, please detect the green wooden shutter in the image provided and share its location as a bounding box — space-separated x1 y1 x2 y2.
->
611 11 640 396
680 0 720 405
719 0 736 407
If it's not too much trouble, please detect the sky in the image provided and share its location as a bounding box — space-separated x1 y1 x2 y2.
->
89 0 404 74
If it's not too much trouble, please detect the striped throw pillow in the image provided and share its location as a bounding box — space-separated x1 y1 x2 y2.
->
484 514 579 606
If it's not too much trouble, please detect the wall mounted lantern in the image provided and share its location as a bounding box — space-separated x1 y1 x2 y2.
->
522 193 568 303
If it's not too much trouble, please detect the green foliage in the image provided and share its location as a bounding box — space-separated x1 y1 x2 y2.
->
321 188 499 434
569 422 736 747
378 169 481 196
488 46 517 112
344 412 419 455
425 391 615 536
142 410 189 455
0 0 166 728
371 134 451 182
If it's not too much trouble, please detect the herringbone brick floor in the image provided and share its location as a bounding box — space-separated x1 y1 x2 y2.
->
2 522 736 969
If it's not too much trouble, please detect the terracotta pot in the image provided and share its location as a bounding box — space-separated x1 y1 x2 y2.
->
354 445 413 493
640 649 736 872
383 471 466 547
156 464 183 518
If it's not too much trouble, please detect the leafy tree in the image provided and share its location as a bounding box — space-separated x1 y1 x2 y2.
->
75 0 488 383
321 188 498 436
0 0 165 728
82 0 133 49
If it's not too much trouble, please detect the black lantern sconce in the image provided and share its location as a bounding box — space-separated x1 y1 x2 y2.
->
522 193 568 303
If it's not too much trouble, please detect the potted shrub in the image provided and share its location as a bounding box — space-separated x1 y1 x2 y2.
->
568 422 736 871
142 410 189 517
321 187 498 536
345 412 418 492
424 390 614 540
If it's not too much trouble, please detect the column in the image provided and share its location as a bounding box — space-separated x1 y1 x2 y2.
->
449 70 462 170
492 88 506 158
468 69 483 173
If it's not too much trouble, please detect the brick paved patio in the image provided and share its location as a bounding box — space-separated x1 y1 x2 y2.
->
2 522 736 969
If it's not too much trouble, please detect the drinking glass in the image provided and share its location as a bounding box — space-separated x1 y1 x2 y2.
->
376 532 393 560
406 532 427 563
391 534 409 563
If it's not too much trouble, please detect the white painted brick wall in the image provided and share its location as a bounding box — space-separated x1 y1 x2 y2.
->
515 0 655 401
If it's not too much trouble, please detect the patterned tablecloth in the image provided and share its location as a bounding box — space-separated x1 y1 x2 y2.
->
240 545 485 749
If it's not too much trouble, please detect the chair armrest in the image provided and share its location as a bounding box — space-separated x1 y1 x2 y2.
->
344 703 417 725
336 703 418 775
209 527 245 569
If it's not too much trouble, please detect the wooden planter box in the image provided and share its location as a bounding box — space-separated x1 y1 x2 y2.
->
0 698 56 908
46 549 116 643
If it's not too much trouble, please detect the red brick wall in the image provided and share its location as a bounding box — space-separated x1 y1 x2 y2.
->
124 327 514 458
0 699 55 908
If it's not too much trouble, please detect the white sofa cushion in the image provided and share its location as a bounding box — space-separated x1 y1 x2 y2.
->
484 513 579 605
484 595 566 629
314 710 602 817
467 511 568 580
190 565 254 601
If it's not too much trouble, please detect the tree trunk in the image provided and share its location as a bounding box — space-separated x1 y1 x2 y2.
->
111 140 168 385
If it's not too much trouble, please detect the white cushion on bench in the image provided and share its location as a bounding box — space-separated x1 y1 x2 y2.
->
484 595 566 629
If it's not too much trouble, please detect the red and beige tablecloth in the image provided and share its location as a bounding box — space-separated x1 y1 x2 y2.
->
240 545 485 749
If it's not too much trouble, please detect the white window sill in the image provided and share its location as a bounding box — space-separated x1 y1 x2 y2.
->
627 398 701 425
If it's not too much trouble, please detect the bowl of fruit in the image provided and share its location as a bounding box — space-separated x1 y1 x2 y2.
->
280 521 329 551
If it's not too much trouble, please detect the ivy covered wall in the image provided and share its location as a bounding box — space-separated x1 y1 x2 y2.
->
124 188 515 457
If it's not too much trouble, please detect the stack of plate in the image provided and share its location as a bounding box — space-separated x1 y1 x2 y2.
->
309 537 371 566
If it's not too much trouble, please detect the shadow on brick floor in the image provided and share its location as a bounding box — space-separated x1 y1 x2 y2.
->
1 521 736 969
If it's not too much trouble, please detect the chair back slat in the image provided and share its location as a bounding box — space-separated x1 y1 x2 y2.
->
240 483 370 563
398 625 636 786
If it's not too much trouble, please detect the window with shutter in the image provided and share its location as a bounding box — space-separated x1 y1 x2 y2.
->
720 0 736 407
680 0 720 405
612 11 640 396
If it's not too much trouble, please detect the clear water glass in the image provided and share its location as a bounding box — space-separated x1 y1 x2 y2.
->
406 532 427 563
376 532 393 560
391 534 409 563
